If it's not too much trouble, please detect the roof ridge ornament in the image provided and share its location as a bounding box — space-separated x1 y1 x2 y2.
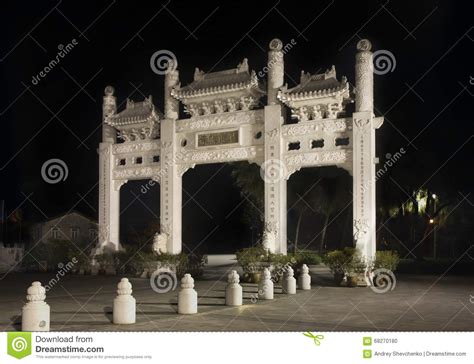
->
194 67 205 81
236 58 248 73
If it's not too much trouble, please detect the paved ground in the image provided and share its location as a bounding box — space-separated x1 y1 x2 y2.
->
1 259 473 331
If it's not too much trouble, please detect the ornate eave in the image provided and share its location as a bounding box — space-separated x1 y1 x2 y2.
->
105 96 162 141
171 58 265 116
278 66 352 121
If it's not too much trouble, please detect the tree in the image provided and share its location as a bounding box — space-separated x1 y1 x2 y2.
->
230 161 264 237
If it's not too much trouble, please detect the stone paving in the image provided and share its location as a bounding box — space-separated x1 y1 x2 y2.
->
1 263 473 331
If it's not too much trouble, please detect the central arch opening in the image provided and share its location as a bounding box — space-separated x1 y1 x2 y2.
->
182 162 262 254
287 166 352 254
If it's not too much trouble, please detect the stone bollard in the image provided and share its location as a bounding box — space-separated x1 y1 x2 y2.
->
225 270 243 306
22 281 50 331
113 278 136 324
258 268 274 300
282 266 297 294
178 274 198 314
298 264 311 290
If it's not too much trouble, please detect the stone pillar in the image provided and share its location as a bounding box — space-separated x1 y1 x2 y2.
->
225 270 243 306
282 266 296 294
113 278 136 324
258 268 274 300
98 86 120 253
22 282 50 331
353 39 376 261
160 64 182 254
178 274 197 314
298 264 311 290
263 38 287 254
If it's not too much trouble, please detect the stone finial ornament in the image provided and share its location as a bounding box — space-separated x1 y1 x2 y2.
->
178 273 198 314
117 277 132 295
22 281 50 331
113 278 136 324
356 39 372 52
181 273 194 288
104 85 115 96
227 270 240 284
226 270 243 306
269 38 283 51
27 281 46 302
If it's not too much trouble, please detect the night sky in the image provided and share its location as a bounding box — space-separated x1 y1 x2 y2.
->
0 0 472 252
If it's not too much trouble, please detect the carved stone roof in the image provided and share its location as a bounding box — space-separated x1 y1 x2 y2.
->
171 59 265 100
278 66 350 102
278 66 352 121
105 96 161 127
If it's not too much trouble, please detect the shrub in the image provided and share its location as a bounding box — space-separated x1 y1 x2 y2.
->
372 251 400 272
292 251 322 267
268 253 295 282
156 252 205 279
236 245 269 273
323 247 364 275
323 250 346 274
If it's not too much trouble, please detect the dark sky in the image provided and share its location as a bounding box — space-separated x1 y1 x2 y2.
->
0 0 472 250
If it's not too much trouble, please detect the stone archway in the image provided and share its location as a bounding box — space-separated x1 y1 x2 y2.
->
97 38 384 262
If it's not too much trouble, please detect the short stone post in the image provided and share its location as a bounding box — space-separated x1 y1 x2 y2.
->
226 270 243 306
113 278 136 324
282 266 297 294
178 274 197 314
258 268 274 300
298 264 311 290
22 281 50 331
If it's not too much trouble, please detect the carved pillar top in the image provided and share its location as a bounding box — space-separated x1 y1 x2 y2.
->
164 60 180 120
355 39 374 114
103 85 117 143
267 38 284 105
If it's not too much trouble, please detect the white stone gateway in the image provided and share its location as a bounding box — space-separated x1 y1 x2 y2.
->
298 264 311 290
22 281 50 332
97 38 383 262
258 267 274 300
282 266 297 294
225 270 243 306
113 278 136 324
178 273 198 314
